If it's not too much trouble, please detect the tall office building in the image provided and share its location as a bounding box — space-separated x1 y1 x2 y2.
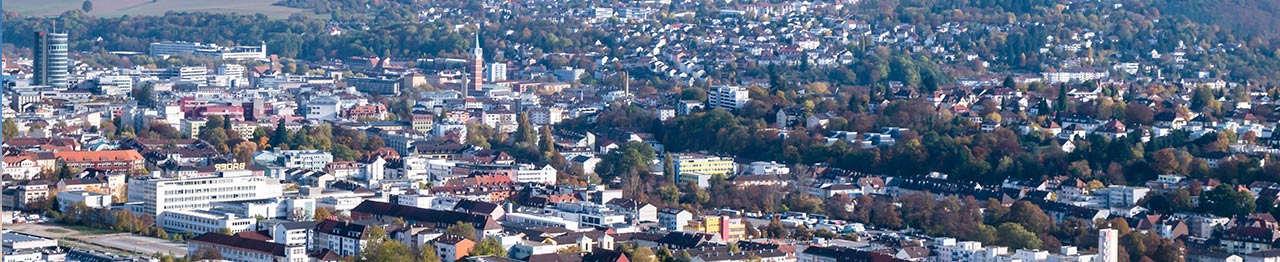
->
32 31 69 88
127 169 283 217
1099 229 1118 262
472 32 484 93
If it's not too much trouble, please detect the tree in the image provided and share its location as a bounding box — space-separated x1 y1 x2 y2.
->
446 221 478 241
1124 101 1154 125
791 224 813 240
191 246 223 261
1120 231 1147 262
54 162 77 180
762 218 788 238
314 207 333 221
1200 184 1256 218
133 84 156 107
232 141 258 163
418 245 442 262
595 141 656 179
1056 84 1069 112
465 122 493 148
969 224 998 244
472 238 506 257
271 119 290 148
514 112 536 146
82 0 94 12
3 119 18 140
367 226 387 240
662 152 676 183
1190 87 1221 113
921 71 938 93
538 125 557 160
358 230 413 262
1002 76 1017 89
1007 201 1053 234
1151 148 1181 175
870 200 903 229
996 223 1042 250
627 246 657 262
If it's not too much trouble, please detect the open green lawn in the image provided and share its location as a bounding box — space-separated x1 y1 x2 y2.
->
4 0 307 18
57 224 115 235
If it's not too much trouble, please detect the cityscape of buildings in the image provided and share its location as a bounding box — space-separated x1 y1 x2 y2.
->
5 0 1280 262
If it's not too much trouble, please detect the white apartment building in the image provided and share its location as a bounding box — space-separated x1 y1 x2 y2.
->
394 193 439 209
166 66 208 84
127 169 283 217
392 156 431 180
314 220 372 257
504 212 581 231
94 75 133 96
480 110 517 133
486 62 507 82
57 191 111 213
1042 69 1109 84
1100 229 1119 262
658 208 693 231
1101 186 1150 208
528 106 565 126
305 96 341 120
433 120 468 139
255 150 336 171
209 198 316 221
269 222 313 247
150 41 267 61
181 118 208 137
931 237 1099 262
550 202 627 228
161 209 257 234
708 85 750 110
745 161 790 175
515 164 557 184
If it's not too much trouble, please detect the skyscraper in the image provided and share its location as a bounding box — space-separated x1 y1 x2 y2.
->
1099 228 1118 262
32 31 69 88
472 31 484 93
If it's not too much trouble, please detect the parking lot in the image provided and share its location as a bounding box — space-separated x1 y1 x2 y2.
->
7 223 186 257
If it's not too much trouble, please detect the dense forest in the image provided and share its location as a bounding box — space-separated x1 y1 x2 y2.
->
7 0 1280 85
1145 0 1280 41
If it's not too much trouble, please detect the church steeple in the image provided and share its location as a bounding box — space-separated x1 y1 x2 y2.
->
471 25 484 93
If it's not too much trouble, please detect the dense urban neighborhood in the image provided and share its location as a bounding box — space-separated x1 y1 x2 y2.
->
5 0 1280 261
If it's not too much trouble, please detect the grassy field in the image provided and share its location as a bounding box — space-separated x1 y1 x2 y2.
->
4 0 307 18
55 224 115 235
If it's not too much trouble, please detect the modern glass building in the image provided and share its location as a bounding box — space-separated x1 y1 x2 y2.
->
32 31 69 88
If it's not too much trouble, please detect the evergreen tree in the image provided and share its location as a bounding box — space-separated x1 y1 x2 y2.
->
921 71 938 94
514 112 536 146
1056 83 1068 112
663 152 676 183
133 84 155 107
271 119 290 148
538 125 556 158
